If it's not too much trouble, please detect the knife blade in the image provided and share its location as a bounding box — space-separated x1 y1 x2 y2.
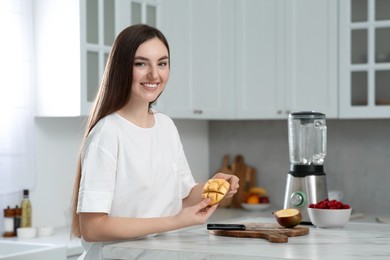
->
207 224 247 231
207 223 279 231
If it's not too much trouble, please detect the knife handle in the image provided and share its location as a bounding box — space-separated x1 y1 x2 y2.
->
207 224 246 230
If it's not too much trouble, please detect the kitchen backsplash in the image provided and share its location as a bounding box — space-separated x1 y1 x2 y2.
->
209 119 390 216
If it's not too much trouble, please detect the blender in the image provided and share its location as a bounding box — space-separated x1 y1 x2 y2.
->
283 111 328 224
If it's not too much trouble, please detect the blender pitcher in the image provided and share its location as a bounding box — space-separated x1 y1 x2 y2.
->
283 112 328 224
288 112 327 165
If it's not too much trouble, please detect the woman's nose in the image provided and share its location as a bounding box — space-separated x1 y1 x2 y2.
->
148 65 158 79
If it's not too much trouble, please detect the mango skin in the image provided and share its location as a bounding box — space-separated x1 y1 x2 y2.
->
273 208 302 228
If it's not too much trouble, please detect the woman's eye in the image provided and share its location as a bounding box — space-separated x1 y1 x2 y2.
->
134 62 146 67
159 61 168 68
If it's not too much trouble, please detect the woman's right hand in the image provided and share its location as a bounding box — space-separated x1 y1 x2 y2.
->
79 199 218 242
176 198 218 227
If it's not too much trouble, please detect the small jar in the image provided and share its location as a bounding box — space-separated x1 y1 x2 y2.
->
3 206 15 237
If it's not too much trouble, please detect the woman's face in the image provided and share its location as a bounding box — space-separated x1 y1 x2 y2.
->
130 37 170 106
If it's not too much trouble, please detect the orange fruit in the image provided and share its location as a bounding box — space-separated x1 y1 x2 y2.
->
247 194 260 204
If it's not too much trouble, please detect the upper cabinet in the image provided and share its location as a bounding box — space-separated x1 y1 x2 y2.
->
80 0 159 115
283 0 338 119
235 0 282 119
35 0 160 117
34 0 82 116
339 0 390 118
80 0 117 116
158 0 338 119
36 0 366 120
236 0 338 119
156 0 236 119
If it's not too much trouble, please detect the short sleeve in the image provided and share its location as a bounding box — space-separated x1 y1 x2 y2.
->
77 127 118 214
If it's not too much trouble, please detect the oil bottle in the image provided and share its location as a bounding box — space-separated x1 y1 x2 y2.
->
20 190 32 227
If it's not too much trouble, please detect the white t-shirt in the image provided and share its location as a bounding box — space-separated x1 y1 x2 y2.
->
77 112 196 260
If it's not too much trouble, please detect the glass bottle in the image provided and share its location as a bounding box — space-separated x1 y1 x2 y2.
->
21 190 32 227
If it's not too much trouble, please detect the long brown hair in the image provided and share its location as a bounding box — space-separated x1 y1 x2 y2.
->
70 24 170 238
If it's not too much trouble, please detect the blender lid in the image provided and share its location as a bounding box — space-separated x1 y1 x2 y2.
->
289 111 325 120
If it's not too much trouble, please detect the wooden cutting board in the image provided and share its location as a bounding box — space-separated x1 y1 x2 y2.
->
209 223 309 243
215 155 234 208
231 154 256 208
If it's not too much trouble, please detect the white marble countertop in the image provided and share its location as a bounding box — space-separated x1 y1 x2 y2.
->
103 208 390 260
0 226 83 257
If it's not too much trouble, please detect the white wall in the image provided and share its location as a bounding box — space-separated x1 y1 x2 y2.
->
30 118 209 228
32 117 85 228
173 120 210 182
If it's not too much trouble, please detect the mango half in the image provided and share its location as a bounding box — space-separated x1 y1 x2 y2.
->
201 179 230 205
273 208 302 228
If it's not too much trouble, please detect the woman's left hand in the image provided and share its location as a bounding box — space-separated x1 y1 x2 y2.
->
212 172 239 198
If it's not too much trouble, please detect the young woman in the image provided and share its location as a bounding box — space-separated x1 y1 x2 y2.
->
70 24 239 259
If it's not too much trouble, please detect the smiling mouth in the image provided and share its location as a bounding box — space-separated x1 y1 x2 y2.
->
142 83 159 89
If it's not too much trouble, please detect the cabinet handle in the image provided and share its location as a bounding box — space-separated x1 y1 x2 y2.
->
193 109 203 114
277 110 282 115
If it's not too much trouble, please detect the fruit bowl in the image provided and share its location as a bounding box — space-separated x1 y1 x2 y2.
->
241 203 270 211
308 208 352 228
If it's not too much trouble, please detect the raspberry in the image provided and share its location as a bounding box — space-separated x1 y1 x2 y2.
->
320 204 328 209
310 198 351 210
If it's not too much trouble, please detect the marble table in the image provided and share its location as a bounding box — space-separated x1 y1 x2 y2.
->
102 213 390 260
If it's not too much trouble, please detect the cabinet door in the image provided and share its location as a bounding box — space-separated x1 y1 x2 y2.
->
35 0 81 116
339 0 390 118
158 0 235 119
35 0 136 116
80 0 114 115
155 0 191 116
81 0 138 115
236 0 338 119
284 0 338 118
235 0 283 119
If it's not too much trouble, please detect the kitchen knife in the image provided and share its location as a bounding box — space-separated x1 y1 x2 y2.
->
207 223 280 231
207 224 247 231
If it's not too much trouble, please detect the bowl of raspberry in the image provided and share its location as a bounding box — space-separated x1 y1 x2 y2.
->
307 199 352 228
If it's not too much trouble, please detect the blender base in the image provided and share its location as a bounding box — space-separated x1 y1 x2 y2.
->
283 173 328 223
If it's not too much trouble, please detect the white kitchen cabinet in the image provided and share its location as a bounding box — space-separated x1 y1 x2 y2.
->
284 0 338 118
35 0 159 117
81 0 160 114
236 0 338 119
339 0 390 118
235 0 282 119
157 0 236 119
158 0 338 120
34 0 82 116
